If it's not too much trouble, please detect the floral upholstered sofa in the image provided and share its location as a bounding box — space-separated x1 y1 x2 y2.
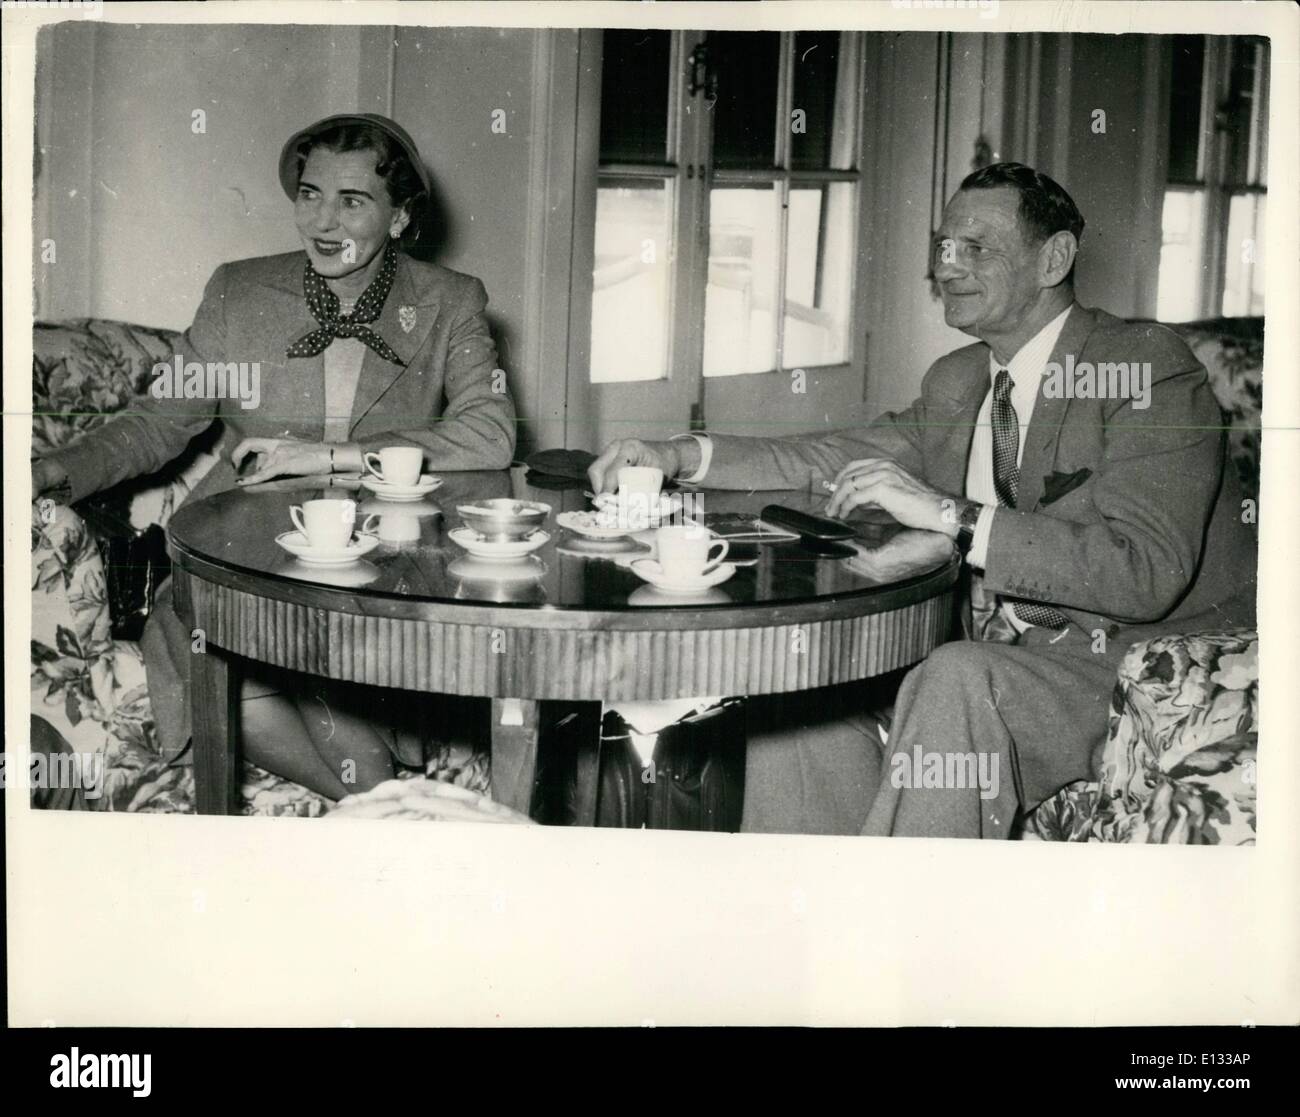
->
30 319 491 816
1023 318 1262 844
30 317 1261 838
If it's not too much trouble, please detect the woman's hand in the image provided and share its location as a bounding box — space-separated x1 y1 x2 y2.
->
32 458 69 500
587 439 687 494
231 438 331 487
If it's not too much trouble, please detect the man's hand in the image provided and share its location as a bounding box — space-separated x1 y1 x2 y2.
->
587 439 687 494
826 458 960 537
231 437 331 487
32 458 69 501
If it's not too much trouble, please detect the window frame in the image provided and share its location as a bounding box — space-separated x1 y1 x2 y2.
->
589 29 867 387
1159 33 1269 320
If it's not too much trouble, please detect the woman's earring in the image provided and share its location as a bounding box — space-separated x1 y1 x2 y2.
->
389 228 401 239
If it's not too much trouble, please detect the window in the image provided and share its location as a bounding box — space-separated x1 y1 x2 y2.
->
1156 35 1268 321
589 30 863 384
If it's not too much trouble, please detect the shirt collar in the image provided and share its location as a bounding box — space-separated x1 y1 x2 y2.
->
987 303 1074 385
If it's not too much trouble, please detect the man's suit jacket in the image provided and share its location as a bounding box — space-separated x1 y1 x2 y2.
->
701 304 1257 643
49 250 517 506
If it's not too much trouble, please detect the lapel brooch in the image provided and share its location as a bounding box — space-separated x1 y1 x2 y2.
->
398 305 418 334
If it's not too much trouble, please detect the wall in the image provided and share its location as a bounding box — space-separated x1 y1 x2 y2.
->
860 32 996 418
34 21 564 458
861 30 1168 418
1001 33 1166 321
34 22 390 326
390 26 577 455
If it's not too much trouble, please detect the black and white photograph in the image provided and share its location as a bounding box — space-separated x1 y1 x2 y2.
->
5 0 1297 1040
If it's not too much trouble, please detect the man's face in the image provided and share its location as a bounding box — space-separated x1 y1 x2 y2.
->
932 186 1046 340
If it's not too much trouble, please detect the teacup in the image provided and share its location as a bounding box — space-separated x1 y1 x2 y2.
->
654 524 728 581
364 446 424 487
290 498 363 550
617 465 664 530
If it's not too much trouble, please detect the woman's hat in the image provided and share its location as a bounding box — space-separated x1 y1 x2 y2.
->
278 113 433 200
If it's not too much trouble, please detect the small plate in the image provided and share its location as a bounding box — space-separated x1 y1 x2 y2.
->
276 530 380 566
448 527 550 561
359 473 444 502
556 510 629 540
628 559 736 594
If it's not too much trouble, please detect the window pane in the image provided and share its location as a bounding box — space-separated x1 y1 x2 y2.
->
590 180 672 383
1156 188 1205 322
1222 193 1265 317
710 32 780 170
790 31 843 170
704 186 779 376
599 30 671 165
782 183 855 368
1167 35 1205 183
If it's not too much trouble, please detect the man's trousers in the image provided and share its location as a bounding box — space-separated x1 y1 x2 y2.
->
741 624 1125 838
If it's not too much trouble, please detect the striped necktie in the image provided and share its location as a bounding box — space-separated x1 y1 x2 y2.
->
990 369 1072 630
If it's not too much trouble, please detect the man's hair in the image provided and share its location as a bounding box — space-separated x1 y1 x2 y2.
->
959 162 1085 247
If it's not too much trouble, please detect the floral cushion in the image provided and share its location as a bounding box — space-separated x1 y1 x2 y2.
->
30 500 331 815
1023 630 1258 844
33 318 219 532
30 497 490 814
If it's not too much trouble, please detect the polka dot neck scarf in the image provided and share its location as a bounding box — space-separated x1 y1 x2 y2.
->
287 244 404 365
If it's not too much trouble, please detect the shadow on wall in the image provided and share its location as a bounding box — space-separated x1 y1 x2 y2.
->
405 164 526 461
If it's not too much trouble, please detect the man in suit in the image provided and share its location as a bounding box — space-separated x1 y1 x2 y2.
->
588 162 1257 838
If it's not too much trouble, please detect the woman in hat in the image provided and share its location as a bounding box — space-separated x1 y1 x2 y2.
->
33 114 517 800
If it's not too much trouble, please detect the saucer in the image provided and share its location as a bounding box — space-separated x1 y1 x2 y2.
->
359 473 444 502
448 527 550 561
275 530 380 566
556 510 629 540
628 559 736 594
592 490 685 530
628 585 731 607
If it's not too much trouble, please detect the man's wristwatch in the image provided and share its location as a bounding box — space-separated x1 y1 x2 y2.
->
954 499 983 556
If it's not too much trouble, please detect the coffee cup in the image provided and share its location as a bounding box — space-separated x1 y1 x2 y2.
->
290 498 360 550
364 446 424 487
653 524 728 581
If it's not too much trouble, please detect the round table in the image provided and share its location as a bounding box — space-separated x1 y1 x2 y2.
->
167 468 959 817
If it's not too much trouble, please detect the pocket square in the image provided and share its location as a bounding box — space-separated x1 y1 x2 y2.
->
1041 467 1093 505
